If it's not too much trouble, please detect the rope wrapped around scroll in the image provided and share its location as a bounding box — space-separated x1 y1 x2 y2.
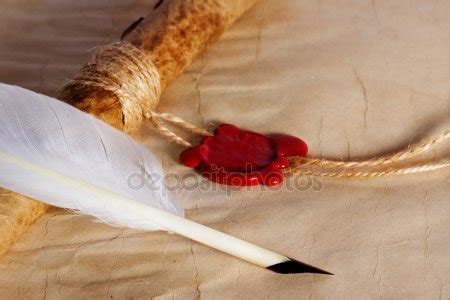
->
60 43 211 147
60 43 161 133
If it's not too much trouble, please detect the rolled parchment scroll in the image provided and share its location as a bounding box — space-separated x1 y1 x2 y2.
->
0 0 257 256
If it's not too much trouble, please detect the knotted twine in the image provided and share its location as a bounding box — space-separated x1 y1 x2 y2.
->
60 43 211 146
61 42 450 179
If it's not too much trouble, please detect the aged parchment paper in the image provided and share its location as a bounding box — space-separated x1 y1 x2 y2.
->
0 0 449 299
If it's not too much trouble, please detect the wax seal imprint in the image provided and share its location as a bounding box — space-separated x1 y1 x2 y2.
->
180 124 308 186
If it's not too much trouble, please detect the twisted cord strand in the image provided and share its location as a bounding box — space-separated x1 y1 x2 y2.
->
144 111 211 147
291 131 449 170
150 111 212 137
284 159 450 179
145 112 194 147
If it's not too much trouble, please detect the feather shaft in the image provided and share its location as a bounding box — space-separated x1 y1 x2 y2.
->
0 152 286 267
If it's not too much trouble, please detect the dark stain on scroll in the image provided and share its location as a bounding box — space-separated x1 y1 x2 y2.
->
120 17 144 40
153 0 164 10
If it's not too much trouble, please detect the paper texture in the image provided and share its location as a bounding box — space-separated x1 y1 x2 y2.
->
0 0 449 298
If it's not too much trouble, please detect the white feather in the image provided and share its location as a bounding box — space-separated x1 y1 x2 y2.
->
0 83 182 231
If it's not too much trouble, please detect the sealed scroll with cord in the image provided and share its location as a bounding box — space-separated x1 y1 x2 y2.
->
0 0 258 257
0 0 449 277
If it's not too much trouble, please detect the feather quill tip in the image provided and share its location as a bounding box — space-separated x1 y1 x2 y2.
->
267 258 333 275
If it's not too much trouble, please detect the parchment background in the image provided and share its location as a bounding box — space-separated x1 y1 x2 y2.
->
0 0 449 299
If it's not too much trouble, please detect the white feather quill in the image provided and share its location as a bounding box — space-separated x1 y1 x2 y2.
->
0 83 182 231
0 83 330 274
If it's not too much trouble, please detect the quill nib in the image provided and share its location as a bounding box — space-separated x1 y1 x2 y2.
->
267 258 333 275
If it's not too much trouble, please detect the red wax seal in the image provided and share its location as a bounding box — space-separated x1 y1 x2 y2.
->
180 124 308 186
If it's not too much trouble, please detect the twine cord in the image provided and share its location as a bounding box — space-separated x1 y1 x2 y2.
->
145 110 211 147
61 42 210 146
60 43 162 132
62 42 450 179
285 159 450 179
284 130 450 178
294 131 450 169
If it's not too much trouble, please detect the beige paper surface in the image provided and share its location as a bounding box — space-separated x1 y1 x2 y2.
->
0 0 449 298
